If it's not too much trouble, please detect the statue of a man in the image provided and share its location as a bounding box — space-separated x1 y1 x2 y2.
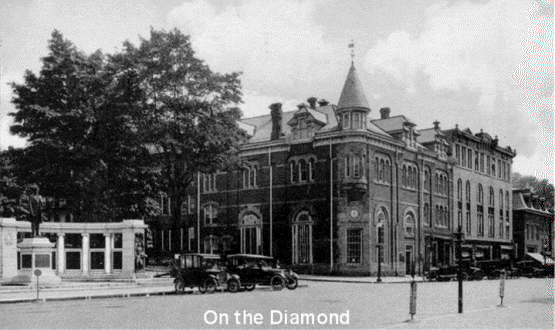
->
20 185 44 237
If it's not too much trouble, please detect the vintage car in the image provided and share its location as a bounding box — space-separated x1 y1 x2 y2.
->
225 254 299 292
172 253 228 294
426 263 484 282
513 260 546 278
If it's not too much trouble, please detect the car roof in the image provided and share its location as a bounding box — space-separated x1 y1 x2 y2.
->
181 253 221 259
227 254 274 259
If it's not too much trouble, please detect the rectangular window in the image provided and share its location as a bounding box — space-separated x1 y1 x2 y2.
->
480 153 484 172
204 205 215 225
343 113 350 129
456 145 461 165
353 113 360 129
346 229 362 264
461 146 466 167
487 156 491 175
467 149 472 168
466 211 471 235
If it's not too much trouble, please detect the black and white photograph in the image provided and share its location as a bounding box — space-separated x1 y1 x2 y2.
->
0 0 553 328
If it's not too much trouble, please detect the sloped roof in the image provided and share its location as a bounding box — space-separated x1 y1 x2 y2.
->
337 63 370 110
238 102 392 143
418 128 445 144
372 115 416 133
237 121 256 137
287 106 328 126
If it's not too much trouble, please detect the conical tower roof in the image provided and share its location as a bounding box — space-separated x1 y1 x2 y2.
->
337 62 370 111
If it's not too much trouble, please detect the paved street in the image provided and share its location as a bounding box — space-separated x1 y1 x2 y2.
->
0 278 552 329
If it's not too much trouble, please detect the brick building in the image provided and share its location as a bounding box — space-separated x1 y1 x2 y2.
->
146 61 516 276
512 188 553 259
442 128 516 263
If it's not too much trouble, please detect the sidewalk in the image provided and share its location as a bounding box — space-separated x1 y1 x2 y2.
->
0 278 176 304
299 274 425 283
387 300 553 329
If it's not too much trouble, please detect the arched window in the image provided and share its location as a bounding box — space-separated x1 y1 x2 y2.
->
435 205 440 226
402 165 407 186
457 179 463 201
375 157 379 180
466 181 471 202
405 212 415 236
477 184 483 204
489 187 494 206
240 213 262 254
376 208 389 263
292 211 313 264
424 169 430 191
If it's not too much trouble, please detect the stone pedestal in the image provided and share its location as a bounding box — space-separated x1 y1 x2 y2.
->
11 237 61 285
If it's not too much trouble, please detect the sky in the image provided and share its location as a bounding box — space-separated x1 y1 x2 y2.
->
0 0 553 183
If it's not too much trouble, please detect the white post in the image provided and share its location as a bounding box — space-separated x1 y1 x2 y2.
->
82 233 90 275
57 233 65 274
329 139 334 272
104 234 111 274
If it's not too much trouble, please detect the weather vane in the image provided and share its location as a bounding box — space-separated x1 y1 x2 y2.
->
348 40 355 63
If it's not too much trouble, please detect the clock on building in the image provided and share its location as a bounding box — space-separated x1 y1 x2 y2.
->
350 208 360 219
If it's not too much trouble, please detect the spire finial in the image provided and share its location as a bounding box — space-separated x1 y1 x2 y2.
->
348 40 355 64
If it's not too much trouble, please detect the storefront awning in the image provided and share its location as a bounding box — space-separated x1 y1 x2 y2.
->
500 245 514 250
461 244 473 249
526 253 555 265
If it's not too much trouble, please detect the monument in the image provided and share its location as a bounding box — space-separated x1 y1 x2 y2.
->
11 185 61 285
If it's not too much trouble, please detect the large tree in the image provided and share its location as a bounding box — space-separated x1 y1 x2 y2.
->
9 30 157 221
116 28 245 227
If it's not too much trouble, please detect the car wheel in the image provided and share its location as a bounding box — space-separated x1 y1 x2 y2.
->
175 280 185 294
244 284 256 291
461 272 469 281
286 278 298 290
474 272 484 281
227 279 240 293
205 278 217 294
198 283 207 294
270 275 285 291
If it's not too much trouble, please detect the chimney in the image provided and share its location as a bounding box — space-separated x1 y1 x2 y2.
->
379 107 390 119
433 120 440 130
318 99 329 107
297 103 307 110
307 97 317 109
269 103 283 140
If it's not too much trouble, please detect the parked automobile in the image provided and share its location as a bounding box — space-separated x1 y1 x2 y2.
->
513 260 545 278
225 254 298 292
426 263 484 282
172 253 228 294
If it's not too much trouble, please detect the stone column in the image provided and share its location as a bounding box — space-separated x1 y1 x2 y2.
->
82 233 90 275
104 233 112 274
57 233 65 274
0 218 20 281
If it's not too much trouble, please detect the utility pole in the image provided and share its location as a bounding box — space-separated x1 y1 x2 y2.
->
455 225 464 313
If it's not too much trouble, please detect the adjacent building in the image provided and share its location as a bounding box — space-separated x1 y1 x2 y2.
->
512 187 553 259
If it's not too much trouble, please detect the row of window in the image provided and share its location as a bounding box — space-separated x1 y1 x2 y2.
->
402 164 418 189
454 144 511 181
341 111 367 130
344 154 366 179
290 158 317 183
374 156 391 184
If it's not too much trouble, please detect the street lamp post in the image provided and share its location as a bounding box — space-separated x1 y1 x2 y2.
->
455 225 465 314
377 244 382 283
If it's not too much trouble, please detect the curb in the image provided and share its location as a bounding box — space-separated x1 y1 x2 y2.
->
0 284 309 304
299 278 425 284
